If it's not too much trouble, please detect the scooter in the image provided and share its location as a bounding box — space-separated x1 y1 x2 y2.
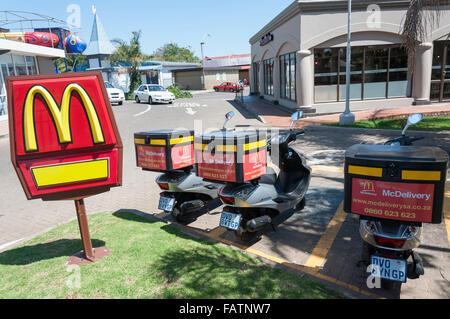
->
359 113 427 289
218 111 312 241
156 112 235 222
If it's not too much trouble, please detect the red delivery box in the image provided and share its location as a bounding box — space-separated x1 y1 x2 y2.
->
344 144 448 224
134 130 195 172
6 72 123 201
195 130 267 183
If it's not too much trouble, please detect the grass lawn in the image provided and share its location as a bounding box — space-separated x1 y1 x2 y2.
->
327 116 450 132
0 211 343 299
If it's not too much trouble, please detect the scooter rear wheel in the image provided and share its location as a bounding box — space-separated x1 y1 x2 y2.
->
172 207 189 223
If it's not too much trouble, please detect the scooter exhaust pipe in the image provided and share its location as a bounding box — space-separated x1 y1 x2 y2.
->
180 200 205 215
247 215 272 232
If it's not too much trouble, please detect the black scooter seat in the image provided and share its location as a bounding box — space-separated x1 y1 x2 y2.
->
259 167 277 185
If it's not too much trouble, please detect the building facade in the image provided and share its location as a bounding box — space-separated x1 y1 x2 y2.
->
173 54 251 90
250 0 450 112
0 39 65 121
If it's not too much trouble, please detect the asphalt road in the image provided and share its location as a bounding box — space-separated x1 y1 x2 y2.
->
0 91 449 299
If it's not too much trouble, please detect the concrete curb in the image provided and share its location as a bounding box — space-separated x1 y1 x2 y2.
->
233 98 266 124
306 124 450 136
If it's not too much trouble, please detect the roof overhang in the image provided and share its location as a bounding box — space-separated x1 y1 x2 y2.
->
0 39 65 58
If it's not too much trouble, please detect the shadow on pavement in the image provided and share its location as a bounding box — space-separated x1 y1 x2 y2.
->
0 239 106 265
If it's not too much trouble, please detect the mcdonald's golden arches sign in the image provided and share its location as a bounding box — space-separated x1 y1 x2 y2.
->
7 72 123 200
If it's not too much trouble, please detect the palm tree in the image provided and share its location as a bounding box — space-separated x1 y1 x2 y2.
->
401 0 446 68
110 31 151 98
55 55 88 73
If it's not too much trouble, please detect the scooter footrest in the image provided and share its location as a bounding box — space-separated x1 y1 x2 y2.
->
274 194 297 203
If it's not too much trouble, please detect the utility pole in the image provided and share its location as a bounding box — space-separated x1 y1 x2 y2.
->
339 0 355 126
201 41 206 90
200 34 211 90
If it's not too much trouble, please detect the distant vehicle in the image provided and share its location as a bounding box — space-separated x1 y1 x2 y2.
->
104 82 125 105
134 84 175 104
213 82 244 93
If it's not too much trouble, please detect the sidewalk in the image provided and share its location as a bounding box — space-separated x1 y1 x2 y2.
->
241 97 450 128
0 120 8 138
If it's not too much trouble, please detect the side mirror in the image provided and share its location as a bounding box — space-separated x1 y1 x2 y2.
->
290 111 303 129
402 113 423 136
223 111 235 130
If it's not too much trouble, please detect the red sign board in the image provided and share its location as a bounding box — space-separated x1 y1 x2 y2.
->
7 72 123 200
351 178 435 223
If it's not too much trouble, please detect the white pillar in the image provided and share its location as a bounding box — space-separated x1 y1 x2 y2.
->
412 42 433 105
296 50 315 109
273 56 280 102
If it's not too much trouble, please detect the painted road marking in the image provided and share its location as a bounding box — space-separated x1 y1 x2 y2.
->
183 224 383 299
444 184 450 245
311 166 344 174
134 105 152 117
304 201 347 269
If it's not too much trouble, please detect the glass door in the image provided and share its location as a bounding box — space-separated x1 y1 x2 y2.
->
431 41 450 102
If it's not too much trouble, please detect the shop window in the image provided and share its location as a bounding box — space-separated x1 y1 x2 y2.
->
339 47 363 101
13 55 28 76
364 47 388 99
388 47 409 98
253 62 260 93
263 59 274 96
314 45 410 103
280 53 297 101
314 48 338 102
26 56 38 75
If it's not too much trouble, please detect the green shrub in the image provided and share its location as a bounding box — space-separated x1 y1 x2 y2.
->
167 83 193 99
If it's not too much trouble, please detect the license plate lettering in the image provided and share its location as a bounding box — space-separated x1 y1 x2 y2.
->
158 197 175 212
220 212 242 230
371 256 406 283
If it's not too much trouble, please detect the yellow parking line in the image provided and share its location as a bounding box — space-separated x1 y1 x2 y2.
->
304 201 347 269
444 184 450 245
183 221 383 299
311 166 344 174
209 227 227 237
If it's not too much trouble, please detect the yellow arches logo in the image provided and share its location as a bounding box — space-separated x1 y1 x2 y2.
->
23 83 105 152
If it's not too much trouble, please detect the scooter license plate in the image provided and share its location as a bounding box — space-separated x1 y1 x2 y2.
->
220 212 242 231
158 197 176 212
370 255 407 283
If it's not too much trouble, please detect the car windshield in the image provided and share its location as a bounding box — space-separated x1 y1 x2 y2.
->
149 86 165 92
105 82 115 89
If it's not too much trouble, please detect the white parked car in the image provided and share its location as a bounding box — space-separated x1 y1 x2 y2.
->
104 82 125 105
134 84 175 104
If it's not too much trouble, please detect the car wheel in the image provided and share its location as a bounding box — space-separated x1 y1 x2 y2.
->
230 88 234 93
148 96 153 105
118 101 123 106
214 88 219 92
135 96 140 104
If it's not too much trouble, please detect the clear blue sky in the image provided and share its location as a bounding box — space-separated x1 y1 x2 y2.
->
1 0 294 58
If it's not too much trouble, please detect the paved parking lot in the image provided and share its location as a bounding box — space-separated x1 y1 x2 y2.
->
0 92 449 299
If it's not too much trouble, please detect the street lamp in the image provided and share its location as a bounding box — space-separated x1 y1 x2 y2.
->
200 34 211 90
339 0 355 126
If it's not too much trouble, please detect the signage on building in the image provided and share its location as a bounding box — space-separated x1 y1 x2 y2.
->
260 33 274 46
7 71 123 200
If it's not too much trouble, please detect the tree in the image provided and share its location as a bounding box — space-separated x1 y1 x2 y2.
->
110 31 151 97
151 43 201 63
55 55 88 73
401 0 446 68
